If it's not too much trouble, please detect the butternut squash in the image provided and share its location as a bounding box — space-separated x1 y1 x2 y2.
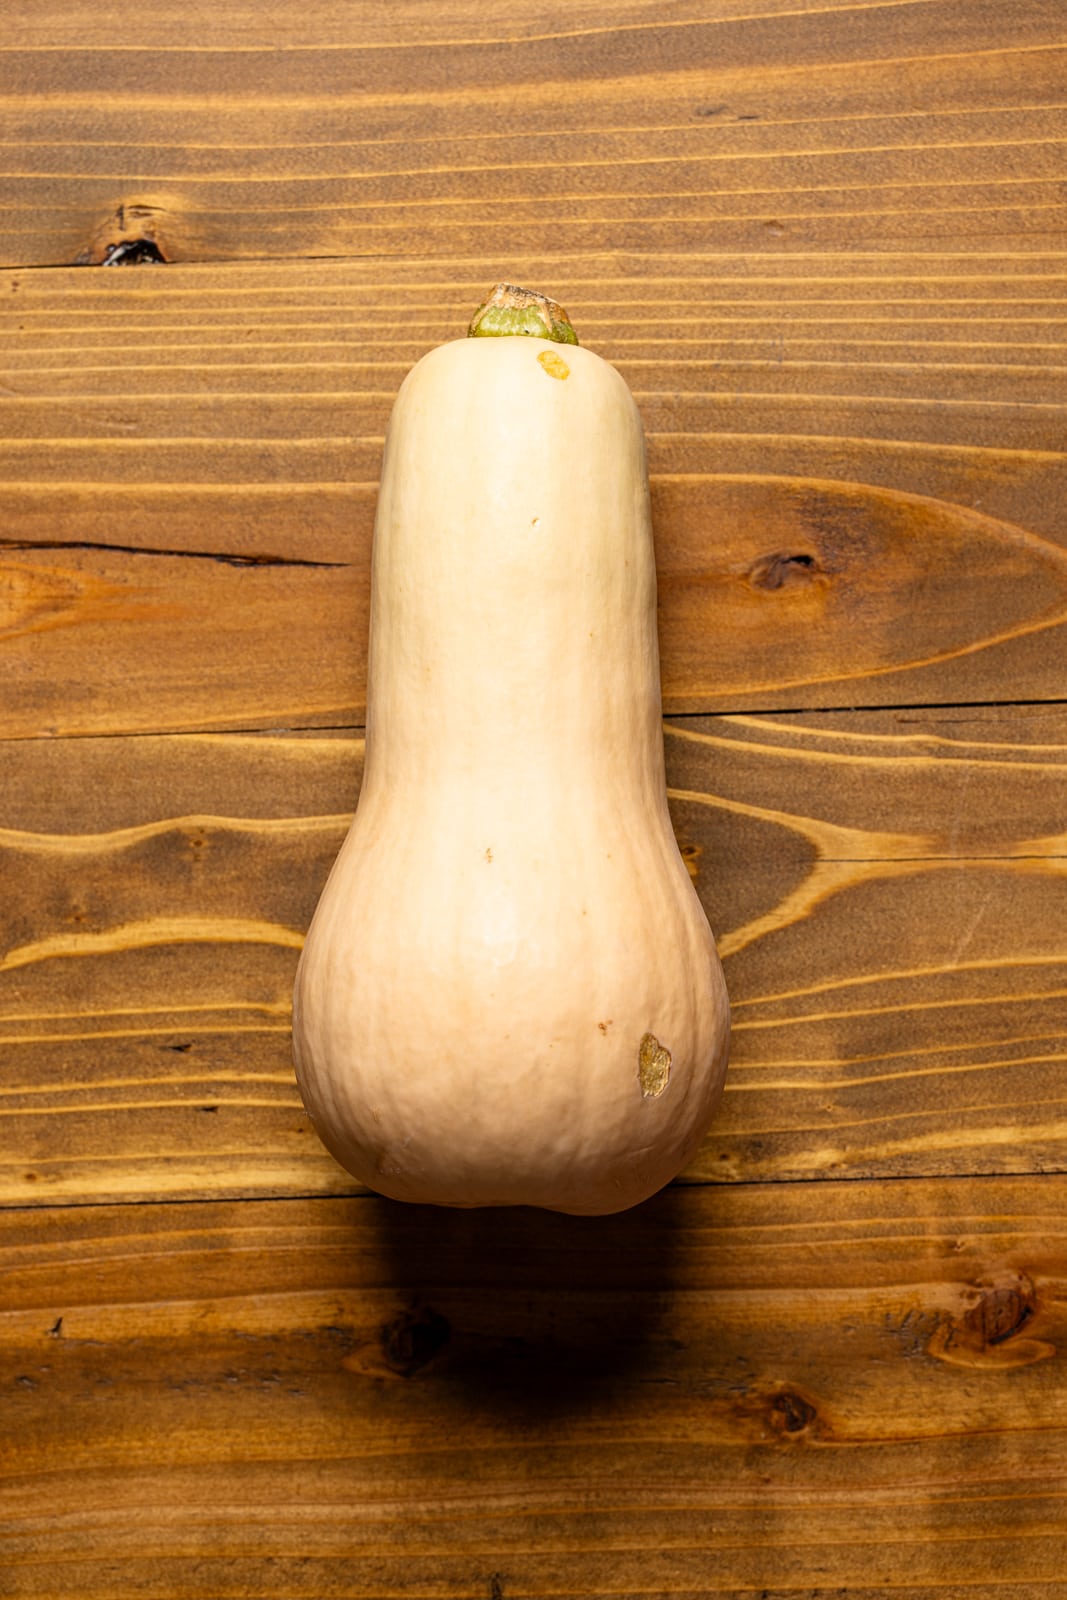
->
293 285 730 1214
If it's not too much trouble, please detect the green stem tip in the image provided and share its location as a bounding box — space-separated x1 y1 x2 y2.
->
467 283 579 346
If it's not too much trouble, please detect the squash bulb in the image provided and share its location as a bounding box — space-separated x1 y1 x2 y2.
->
293 295 730 1214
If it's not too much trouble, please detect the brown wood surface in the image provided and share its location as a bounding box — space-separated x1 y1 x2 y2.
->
2 254 1066 732
1 0 1065 265
2 1177 1066 1598
1 705 1066 1206
2 1 1066 1595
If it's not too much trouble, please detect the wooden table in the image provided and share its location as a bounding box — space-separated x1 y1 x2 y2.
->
2 3 1066 1595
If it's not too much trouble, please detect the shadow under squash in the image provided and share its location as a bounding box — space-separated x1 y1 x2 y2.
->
368 1186 688 1422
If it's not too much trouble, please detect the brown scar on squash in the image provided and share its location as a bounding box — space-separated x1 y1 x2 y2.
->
638 1032 671 1097
679 842 702 881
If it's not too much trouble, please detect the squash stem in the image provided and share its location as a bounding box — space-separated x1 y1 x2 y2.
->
468 283 579 346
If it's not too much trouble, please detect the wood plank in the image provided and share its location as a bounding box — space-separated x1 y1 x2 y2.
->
674 704 1067 1184
1 704 1065 1206
1 1176 1065 1597
4 10 1062 1597
1 0 1066 265
3 255 1066 734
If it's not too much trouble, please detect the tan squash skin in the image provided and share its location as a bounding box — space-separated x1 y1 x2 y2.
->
293 330 730 1214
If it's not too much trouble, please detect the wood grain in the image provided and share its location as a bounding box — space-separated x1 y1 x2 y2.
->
2 1176 1064 1597
3 4 1065 1592
1 704 1064 1206
1 0 1065 265
3 254 1066 734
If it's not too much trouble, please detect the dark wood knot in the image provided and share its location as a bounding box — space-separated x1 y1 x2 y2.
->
380 1304 451 1377
769 1386 818 1435
748 551 821 590
927 1274 1054 1368
101 238 167 266
962 1280 1035 1347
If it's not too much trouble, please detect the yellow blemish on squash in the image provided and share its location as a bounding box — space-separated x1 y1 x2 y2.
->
639 1032 671 1098
537 350 570 380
